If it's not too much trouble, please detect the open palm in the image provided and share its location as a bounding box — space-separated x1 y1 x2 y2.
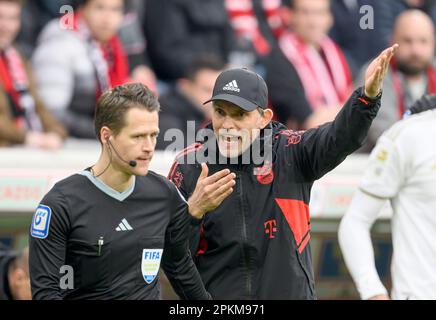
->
365 44 399 98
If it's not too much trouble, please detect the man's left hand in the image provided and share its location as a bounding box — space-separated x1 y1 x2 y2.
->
364 44 399 98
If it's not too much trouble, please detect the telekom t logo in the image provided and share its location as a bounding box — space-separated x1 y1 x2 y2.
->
264 219 277 239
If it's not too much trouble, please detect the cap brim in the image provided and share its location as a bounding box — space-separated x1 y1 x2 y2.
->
204 94 258 112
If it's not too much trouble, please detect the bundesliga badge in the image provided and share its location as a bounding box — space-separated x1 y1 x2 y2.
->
31 205 52 239
141 249 163 284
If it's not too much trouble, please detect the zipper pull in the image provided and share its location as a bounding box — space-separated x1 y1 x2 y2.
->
98 237 104 256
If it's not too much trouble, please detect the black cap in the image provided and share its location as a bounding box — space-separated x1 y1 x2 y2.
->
204 68 268 111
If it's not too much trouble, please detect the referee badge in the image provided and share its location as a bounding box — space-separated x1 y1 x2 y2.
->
31 205 52 239
141 249 163 284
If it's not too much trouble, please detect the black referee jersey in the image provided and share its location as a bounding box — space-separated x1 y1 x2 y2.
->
29 169 210 300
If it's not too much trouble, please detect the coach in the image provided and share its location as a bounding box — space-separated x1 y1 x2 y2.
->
169 45 399 299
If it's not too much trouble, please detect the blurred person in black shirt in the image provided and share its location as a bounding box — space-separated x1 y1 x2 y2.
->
157 55 226 151
144 0 237 82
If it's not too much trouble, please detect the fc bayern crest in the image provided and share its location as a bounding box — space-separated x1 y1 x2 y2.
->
255 162 274 185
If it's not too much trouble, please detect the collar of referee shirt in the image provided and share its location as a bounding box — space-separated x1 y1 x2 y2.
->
204 68 269 112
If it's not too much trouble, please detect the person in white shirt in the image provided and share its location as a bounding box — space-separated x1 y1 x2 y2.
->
338 94 436 300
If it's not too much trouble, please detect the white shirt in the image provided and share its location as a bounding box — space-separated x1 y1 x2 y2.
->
339 110 436 300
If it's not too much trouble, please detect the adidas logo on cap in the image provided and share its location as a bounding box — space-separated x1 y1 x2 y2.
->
223 80 240 93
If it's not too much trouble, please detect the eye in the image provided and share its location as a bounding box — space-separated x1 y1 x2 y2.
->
133 134 144 140
236 112 246 119
215 108 225 117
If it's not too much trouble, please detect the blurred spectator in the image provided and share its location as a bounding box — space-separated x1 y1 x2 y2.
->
16 0 157 93
225 0 285 69
16 0 72 57
329 0 386 78
0 246 30 300
377 0 436 50
266 0 352 130
156 55 226 151
119 0 157 92
32 0 130 139
357 10 436 152
119 0 146 70
0 0 66 149
144 0 237 81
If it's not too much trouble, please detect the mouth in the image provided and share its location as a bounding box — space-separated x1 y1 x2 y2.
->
136 157 152 164
219 134 242 149
220 134 242 145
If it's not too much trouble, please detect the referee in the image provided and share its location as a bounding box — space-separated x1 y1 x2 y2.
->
29 84 210 300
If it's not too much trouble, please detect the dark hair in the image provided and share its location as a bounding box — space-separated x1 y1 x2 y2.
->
407 94 436 116
94 83 160 141
185 54 226 81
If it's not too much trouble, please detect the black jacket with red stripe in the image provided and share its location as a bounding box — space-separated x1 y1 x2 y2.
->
168 87 381 300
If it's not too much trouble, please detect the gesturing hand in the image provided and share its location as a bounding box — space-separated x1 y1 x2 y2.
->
364 44 399 98
188 163 236 220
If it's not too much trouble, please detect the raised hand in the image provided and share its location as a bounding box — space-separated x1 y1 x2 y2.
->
188 163 236 219
364 44 399 98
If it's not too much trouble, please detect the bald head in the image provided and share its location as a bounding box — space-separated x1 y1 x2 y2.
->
394 10 434 37
393 10 435 76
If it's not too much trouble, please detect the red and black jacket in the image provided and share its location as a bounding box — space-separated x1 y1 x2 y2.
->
169 87 381 300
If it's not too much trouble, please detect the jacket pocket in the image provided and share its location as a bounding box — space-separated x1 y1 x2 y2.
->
68 239 112 290
135 237 165 286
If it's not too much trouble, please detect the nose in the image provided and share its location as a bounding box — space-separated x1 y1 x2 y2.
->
221 115 235 130
408 40 419 52
142 136 155 153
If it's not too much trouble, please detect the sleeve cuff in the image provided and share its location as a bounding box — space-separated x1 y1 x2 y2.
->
357 276 389 300
190 215 204 226
360 87 383 103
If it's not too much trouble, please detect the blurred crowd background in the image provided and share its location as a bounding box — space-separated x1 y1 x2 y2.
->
1 0 435 152
1 0 436 300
